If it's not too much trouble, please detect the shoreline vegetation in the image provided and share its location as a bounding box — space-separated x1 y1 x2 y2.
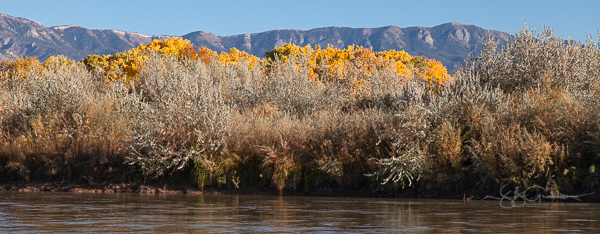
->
1 27 599 201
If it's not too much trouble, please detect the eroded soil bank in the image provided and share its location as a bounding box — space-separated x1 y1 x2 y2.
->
1 182 272 195
2 182 598 204
0 181 473 200
0 182 376 197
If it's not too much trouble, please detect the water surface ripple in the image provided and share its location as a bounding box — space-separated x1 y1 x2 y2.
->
1 191 599 233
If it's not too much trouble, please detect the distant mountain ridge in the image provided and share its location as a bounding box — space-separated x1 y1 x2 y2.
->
0 13 168 61
0 13 510 73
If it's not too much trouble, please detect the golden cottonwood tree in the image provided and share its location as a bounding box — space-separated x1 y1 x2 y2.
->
82 37 199 84
265 43 452 94
1 55 76 80
0 56 43 80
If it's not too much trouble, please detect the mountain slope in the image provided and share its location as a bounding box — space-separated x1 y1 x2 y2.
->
0 13 168 61
0 13 510 73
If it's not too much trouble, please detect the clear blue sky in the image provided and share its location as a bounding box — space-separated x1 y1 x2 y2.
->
1 0 599 42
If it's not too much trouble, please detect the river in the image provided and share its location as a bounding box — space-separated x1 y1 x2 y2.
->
1 191 599 233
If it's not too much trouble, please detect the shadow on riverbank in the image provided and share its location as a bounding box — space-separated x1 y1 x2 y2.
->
0 182 376 197
2 181 598 204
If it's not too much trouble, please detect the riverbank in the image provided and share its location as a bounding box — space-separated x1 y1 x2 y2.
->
1 182 266 195
0 182 378 197
2 182 598 204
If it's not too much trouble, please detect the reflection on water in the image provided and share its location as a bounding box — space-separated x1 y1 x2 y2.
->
1 191 599 233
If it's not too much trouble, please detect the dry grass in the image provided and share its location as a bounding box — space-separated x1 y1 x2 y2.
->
0 61 133 183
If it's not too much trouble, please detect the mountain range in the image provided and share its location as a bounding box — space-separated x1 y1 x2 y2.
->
0 13 510 73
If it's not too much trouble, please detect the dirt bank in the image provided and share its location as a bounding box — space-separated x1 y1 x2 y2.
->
2 182 597 203
0 182 383 198
0 182 268 195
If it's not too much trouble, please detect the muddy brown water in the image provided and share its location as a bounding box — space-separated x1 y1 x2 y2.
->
1 191 599 233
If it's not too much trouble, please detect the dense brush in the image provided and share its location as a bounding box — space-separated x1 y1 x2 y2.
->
1 26 599 197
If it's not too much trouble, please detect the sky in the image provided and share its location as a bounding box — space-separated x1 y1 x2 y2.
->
1 0 599 42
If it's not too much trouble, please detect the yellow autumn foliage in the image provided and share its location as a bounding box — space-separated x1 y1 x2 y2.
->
265 43 452 94
82 37 199 84
0 56 43 80
425 59 451 85
197 46 217 65
81 37 263 84
264 43 312 64
217 48 260 68
138 37 199 60
1 55 76 80
2 39 451 96
43 55 75 68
